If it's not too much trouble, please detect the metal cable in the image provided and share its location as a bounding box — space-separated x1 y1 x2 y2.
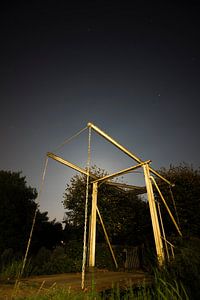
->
13 156 49 295
54 126 88 152
81 126 91 290
169 186 181 230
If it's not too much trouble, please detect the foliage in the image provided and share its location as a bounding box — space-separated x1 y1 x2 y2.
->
155 163 200 238
0 170 63 256
164 237 200 300
32 246 81 275
95 243 116 270
0 258 33 281
63 167 152 246
32 247 51 269
0 248 14 267
0 171 37 254
31 213 63 254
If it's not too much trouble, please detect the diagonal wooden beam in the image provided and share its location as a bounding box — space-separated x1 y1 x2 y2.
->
88 122 173 186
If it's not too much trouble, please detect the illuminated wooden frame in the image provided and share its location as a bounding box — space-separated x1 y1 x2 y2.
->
47 122 182 268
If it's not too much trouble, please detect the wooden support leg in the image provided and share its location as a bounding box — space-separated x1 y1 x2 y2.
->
143 164 165 266
89 182 98 268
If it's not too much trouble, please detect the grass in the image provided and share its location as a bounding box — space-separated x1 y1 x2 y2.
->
0 258 190 299
13 272 189 300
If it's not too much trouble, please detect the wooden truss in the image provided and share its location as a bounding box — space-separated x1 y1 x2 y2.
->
47 122 182 269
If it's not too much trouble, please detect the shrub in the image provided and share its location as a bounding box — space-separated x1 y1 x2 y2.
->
32 246 81 275
0 248 14 268
163 237 200 300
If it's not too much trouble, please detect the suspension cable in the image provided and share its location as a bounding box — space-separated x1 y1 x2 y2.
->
54 126 88 152
14 156 49 294
169 186 181 230
81 126 91 290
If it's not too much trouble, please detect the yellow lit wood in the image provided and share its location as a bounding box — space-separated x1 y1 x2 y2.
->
143 164 165 266
92 160 151 183
47 152 144 193
157 202 170 261
89 182 98 267
87 122 173 186
47 152 96 178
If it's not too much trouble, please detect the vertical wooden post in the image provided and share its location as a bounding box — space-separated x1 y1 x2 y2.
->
143 163 165 266
89 182 98 268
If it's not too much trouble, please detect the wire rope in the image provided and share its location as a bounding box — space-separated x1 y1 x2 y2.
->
13 156 49 294
81 126 91 290
169 186 181 230
54 126 88 152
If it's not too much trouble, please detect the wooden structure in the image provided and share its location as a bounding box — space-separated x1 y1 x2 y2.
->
47 122 182 287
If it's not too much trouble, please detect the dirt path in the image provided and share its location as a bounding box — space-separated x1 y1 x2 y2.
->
0 270 151 299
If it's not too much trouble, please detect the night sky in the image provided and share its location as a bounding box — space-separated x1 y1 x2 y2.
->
1 2 200 222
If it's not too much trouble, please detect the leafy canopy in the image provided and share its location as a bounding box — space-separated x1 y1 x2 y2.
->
155 163 200 238
63 166 152 246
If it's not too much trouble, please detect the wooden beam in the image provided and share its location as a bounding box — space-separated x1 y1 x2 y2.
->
47 152 146 193
92 160 151 183
143 163 165 266
88 123 173 186
47 152 96 178
88 182 98 267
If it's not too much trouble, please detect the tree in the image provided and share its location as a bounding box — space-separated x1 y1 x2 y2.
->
31 212 63 254
63 167 152 246
154 163 200 238
0 170 62 255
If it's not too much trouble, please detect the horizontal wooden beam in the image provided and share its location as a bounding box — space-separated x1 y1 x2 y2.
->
92 160 151 183
47 152 145 193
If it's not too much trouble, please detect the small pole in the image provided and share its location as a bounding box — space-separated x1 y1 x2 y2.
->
156 201 170 261
89 182 98 268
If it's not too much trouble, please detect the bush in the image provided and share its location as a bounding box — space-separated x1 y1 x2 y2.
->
163 237 200 300
32 246 82 275
0 258 33 281
34 247 51 266
0 248 14 268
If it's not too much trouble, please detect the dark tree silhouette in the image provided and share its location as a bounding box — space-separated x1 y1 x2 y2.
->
0 170 62 255
154 163 200 238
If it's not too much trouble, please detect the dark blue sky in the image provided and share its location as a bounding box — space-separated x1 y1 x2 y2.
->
1 2 200 222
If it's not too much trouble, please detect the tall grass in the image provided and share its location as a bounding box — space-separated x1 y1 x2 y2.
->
14 270 189 300
0 259 32 282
